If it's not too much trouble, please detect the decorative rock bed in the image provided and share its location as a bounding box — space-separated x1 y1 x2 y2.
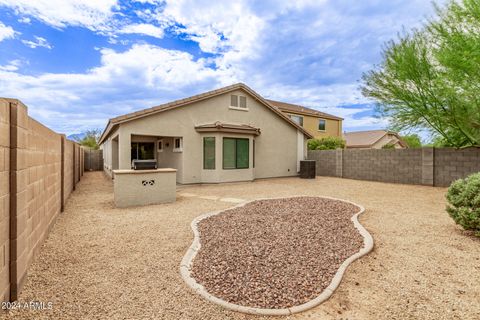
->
180 196 373 315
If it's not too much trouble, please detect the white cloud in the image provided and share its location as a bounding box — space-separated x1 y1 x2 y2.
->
21 36 52 49
0 0 118 31
0 44 223 133
118 23 164 38
18 16 31 24
0 0 446 134
0 21 15 42
0 59 22 71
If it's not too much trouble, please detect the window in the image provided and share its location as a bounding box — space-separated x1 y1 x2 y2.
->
158 139 163 152
318 119 326 131
223 138 249 169
289 115 303 127
131 142 155 160
230 94 248 109
173 137 182 152
203 137 215 169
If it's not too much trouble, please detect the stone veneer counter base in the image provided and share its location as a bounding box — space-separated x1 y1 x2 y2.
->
180 196 374 315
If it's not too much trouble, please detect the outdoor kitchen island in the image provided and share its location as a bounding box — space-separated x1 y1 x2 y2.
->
112 168 177 207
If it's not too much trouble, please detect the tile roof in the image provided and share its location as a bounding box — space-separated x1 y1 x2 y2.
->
266 99 343 120
344 130 406 148
99 83 314 144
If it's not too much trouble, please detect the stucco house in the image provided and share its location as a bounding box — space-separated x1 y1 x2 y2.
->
267 100 343 139
344 130 407 149
98 83 315 184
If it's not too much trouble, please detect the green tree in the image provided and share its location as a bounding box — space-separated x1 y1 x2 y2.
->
402 134 422 148
77 129 101 150
307 136 346 150
381 143 396 149
361 0 480 148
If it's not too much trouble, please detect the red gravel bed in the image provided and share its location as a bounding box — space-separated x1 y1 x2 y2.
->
190 197 364 309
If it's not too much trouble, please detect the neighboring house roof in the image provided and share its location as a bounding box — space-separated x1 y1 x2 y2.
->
344 130 407 148
195 121 261 136
99 83 313 144
266 99 343 121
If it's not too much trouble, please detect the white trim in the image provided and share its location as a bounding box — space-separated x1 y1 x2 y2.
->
228 106 249 112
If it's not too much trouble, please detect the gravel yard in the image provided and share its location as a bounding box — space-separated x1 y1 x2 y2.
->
3 172 479 320
191 197 364 309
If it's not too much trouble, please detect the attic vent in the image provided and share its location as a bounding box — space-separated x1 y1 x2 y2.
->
231 95 238 107
230 95 247 109
239 96 247 108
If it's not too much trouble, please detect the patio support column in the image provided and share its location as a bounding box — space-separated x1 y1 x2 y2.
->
118 131 131 169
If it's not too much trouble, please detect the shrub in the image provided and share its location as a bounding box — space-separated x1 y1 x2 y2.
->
307 136 346 150
381 143 396 149
446 172 480 236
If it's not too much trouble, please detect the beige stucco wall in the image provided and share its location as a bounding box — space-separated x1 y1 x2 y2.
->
102 128 119 177
104 88 306 184
113 169 176 207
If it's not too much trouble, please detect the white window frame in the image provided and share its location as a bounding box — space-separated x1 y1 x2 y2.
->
158 139 164 152
318 119 326 131
229 94 249 111
173 137 183 152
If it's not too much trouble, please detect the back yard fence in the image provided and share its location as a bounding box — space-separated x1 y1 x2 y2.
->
1 98 84 303
84 149 103 171
308 147 480 187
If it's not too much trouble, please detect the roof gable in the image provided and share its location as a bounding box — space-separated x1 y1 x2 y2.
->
99 83 313 144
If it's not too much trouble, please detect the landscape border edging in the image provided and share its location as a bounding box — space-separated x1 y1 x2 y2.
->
180 195 374 316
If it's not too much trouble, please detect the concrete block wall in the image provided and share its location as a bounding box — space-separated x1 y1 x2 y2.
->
434 148 480 187
343 149 423 184
311 150 337 177
0 98 83 302
63 139 75 202
0 100 10 302
308 147 480 187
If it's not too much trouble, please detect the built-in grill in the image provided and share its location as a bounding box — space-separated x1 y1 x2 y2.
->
132 159 158 170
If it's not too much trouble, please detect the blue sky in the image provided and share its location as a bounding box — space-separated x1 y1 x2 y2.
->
0 0 443 136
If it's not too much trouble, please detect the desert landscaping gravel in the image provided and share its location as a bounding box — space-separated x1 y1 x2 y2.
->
191 197 364 309
2 172 479 320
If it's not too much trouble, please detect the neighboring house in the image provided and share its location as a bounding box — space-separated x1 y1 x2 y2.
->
344 130 407 149
99 83 313 184
267 99 343 139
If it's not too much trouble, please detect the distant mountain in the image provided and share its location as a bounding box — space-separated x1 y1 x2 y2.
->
67 132 87 142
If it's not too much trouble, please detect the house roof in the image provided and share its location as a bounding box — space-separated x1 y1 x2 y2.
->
266 99 343 121
99 83 313 144
344 130 407 148
195 121 261 136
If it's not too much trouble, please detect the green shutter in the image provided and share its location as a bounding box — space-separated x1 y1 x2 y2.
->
223 138 236 169
236 138 249 169
203 137 215 169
